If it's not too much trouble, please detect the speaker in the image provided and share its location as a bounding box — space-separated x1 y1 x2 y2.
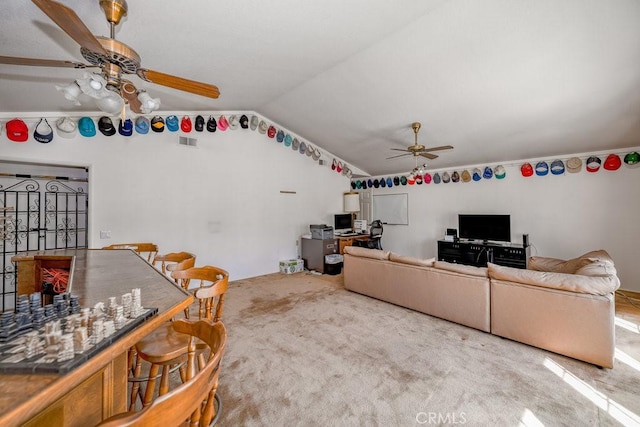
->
523 234 529 247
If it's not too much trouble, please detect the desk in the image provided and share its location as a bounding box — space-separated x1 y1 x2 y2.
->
1 249 193 427
336 234 370 254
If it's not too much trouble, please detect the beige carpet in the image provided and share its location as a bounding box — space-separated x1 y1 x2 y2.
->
215 272 640 426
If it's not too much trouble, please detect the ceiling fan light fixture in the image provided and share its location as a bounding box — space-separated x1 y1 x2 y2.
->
76 73 109 99
137 90 160 114
55 81 82 106
94 87 124 115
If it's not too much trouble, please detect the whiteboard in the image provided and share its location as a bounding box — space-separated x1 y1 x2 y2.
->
372 193 408 225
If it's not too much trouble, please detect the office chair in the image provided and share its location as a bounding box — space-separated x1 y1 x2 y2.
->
354 219 383 250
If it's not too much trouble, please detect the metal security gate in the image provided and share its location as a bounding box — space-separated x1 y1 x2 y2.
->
1 177 88 312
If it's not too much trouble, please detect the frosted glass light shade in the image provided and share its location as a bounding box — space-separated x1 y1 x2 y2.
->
55 82 82 105
343 192 360 213
95 89 125 115
138 91 161 113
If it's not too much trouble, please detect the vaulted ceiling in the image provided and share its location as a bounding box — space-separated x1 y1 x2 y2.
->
1 0 639 176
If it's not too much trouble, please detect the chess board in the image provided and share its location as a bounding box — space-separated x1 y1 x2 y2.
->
0 307 157 375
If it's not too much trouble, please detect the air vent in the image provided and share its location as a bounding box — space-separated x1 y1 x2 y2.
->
179 136 198 147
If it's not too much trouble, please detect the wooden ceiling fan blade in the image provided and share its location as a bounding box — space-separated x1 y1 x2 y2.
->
0 55 94 69
32 0 108 56
121 80 142 114
137 68 220 99
419 153 438 160
390 148 411 153
386 153 413 159
422 145 454 152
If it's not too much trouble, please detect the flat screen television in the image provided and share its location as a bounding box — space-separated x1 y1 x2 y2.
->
334 213 353 232
458 214 511 243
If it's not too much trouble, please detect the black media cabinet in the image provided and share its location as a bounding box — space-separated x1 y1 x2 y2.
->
437 240 530 269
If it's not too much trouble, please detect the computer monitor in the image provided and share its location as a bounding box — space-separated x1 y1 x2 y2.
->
334 213 353 233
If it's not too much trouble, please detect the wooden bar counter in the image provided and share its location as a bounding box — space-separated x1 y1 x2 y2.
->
0 249 193 427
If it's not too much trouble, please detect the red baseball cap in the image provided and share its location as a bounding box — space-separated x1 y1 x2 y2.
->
520 162 534 177
267 125 276 138
180 116 192 133
6 118 29 142
603 154 621 171
424 173 432 184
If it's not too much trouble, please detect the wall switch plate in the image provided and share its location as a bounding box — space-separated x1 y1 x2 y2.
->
100 231 111 239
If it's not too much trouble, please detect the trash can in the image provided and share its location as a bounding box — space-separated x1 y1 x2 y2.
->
324 254 344 275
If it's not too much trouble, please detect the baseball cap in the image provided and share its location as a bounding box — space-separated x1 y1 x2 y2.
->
165 115 179 132
135 116 150 134
534 161 548 176
78 117 96 137
521 162 534 177
452 171 461 183
623 151 639 167
586 156 601 172
386 177 393 187
217 115 229 131
6 119 29 142
407 175 415 185
603 154 621 171
472 168 482 181
292 138 300 150
33 118 54 143
276 129 284 142
380 178 386 187
180 116 192 132
494 165 506 179
228 115 239 130
56 117 77 138
355 180 362 189
461 170 471 182
433 172 441 184
566 157 582 173
299 141 307 154
118 118 133 136
284 134 293 147
195 115 205 132
250 115 259 131
424 173 432 184
483 166 493 179
267 125 276 138
306 143 314 157
150 116 165 133
415 174 423 185
206 116 217 132
98 116 116 136
400 176 407 185
258 120 268 134
393 176 400 186
240 115 249 129
550 160 564 175
442 172 451 183
373 179 380 188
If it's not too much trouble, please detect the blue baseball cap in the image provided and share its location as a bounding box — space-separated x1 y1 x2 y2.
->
118 118 133 136
380 177 386 188
472 168 482 181
165 115 179 132
78 117 96 137
276 130 285 143
483 166 493 179
386 177 393 187
550 160 565 175
535 161 549 176
135 116 150 134
433 172 441 184
33 118 54 143
284 134 293 147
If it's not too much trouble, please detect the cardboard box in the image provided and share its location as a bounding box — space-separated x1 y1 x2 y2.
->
279 259 304 274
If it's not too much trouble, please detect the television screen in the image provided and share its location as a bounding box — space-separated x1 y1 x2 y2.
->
458 214 511 243
334 214 353 231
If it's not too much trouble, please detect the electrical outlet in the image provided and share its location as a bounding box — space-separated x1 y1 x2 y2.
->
100 230 111 239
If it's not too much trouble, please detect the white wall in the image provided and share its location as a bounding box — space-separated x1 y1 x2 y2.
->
362 154 640 292
1 112 352 281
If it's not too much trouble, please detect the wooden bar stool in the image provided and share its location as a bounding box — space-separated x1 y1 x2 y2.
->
102 242 159 263
100 320 226 427
131 266 229 409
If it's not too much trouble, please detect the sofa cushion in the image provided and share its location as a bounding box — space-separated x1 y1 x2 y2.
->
488 262 619 295
574 260 617 278
343 246 391 260
433 261 488 277
529 249 614 274
389 252 435 267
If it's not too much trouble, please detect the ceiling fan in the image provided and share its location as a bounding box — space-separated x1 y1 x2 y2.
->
387 122 453 161
0 0 220 115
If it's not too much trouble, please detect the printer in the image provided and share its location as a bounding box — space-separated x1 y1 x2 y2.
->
310 224 334 240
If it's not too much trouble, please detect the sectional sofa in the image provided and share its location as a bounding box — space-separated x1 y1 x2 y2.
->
343 246 620 368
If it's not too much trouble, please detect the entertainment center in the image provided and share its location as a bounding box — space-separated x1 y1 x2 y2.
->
437 214 530 269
